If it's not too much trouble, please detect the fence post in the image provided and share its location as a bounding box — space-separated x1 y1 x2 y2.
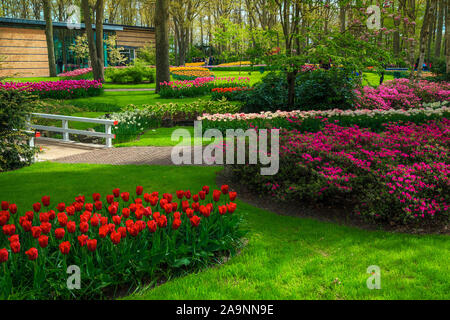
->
105 124 112 148
62 120 69 142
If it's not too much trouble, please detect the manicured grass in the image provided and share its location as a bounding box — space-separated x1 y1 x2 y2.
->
3 77 61 82
0 162 448 300
115 126 229 147
213 70 267 85
102 83 156 90
65 91 211 110
363 72 394 87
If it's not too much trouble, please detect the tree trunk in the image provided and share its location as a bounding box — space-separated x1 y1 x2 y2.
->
339 3 346 33
155 0 170 93
418 0 436 77
43 0 57 77
81 0 99 80
95 0 105 82
446 0 450 73
435 0 445 59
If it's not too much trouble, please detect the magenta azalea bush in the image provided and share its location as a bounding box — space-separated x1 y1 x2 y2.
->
232 119 449 226
0 80 103 99
356 79 450 110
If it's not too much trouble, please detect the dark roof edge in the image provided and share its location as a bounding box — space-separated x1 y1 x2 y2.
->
0 17 154 32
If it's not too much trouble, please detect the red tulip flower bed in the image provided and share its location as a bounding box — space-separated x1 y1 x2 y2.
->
0 185 242 299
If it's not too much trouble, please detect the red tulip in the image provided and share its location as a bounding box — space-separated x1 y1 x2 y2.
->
99 226 109 238
74 202 83 212
221 185 229 195
1 201 9 210
199 191 206 200
110 231 121 245
157 215 167 228
94 201 102 211
122 208 130 218
173 211 181 219
67 221 76 233
219 205 227 215
100 216 108 226
78 234 88 247
213 190 221 202
38 235 49 248
25 248 38 260
112 215 121 225
92 193 101 201
80 222 89 233
118 226 127 238
229 191 237 201
0 211 10 226
41 196 50 207
202 186 210 194
172 219 181 230
0 248 8 263
186 208 194 218
136 186 143 196
2 224 15 236
108 205 118 215
200 205 211 218
56 203 66 212
33 202 41 213
85 203 93 212
59 242 71 255
57 212 68 227
227 202 237 213
147 220 157 233
106 195 114 204
39 222 52 234
21 219 32 232
121 192 130 202
8 235 19 244
176 190 184 199
25 211 34 221
192 194 199 202
66 206 75 216
185 190 191 199
55 228 65 240
113 188 120 198
190 215 201 227
87 239 97 252
8 204 17 214
10 241 20 253
89 215 99 227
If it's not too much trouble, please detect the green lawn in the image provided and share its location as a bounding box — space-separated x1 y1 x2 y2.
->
65 91 211 110
0 162 448 300
115 126 231 147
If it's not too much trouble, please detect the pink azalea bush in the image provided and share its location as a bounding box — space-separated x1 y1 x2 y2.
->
0 80 103 99
356 79 450 110
232 119 449 226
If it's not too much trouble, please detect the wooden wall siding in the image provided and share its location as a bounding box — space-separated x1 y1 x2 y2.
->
116 28 155 48
0 27 49 77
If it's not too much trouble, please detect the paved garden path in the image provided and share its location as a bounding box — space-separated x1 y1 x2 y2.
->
35 138 207 166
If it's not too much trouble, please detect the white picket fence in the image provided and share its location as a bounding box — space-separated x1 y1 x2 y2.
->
29 113 117 148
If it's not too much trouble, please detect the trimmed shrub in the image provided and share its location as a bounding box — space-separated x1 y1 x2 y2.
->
0 89 37 172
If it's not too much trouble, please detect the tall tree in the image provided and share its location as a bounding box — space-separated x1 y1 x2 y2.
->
435 0 445 59
155 0 170 93
81 0 105 82
417 0 436 76
446 0 450 73
43 0 57 77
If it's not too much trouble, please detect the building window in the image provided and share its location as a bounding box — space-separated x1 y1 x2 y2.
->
119 48 136 65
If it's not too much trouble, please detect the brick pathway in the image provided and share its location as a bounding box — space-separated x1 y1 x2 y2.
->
36 139 215 166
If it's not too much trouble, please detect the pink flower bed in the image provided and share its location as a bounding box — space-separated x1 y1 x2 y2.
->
356 79 450 110
235 119 450 225
0 80 103 99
